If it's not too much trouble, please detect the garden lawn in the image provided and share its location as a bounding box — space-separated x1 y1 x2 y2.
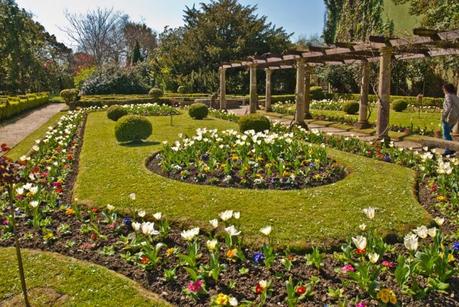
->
6 112 65 160
311 108 441 132
75 112 430 249
0 247 169 306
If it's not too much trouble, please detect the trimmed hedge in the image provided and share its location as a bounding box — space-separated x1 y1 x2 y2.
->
239 114 271 133
188 103 209 119
149 88 163 101
343 101 359 115
0 92 49 121
115 115 152 143
106 105 128 121
392 99 408 112
74 95 173 108
335 93 443 107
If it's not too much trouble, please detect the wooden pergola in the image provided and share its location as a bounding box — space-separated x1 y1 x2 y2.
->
218 28 459 139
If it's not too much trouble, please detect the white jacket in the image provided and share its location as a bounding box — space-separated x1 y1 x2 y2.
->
442 93 459 126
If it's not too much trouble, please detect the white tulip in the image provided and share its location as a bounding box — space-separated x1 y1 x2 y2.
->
229 297 238 306
368 252 379 263
30 201 39 208
16 187 24 195
181 227 200 241
260 226 272 236
225 225 241 236
153 212 162 220
129 193 136 201
132 222 141 232
107 204 115 211
219 210 233 221
141 222 159 236
206 239 218 251
138 210 146 218
352 235 367 250
427 227 437 238
434 217 445 226
209 219 219 229
233 211 240 219
32 145 39 152
404 233 418 251
362 207 375 220
29 186 38 195
359 224 367 231
414 225 428 239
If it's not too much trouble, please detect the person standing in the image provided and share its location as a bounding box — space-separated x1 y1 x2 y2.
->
441 83 459 156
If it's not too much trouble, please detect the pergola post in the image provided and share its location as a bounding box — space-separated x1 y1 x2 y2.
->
265 68 272 112
304 65 313 119
453 80 459 137
295 58 307 127
219 68 226 110
249 64 258 113
355 61 371 129
376 47 392 140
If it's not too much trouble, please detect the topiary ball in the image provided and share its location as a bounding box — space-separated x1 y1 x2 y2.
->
148 88 163 101
238 114 271 133
115 115 152 143
342 101 360 115
177 85 188 94
188 103 209 119
310 86 325 100
106 105 128 121
392 99 408 112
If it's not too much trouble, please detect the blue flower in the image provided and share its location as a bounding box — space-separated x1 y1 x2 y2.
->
123 217 132 228
309 162 315 168
452 242 459 252
383 154 391 162
253 252 264 264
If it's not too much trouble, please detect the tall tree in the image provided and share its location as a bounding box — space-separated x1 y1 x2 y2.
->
63 8 128 65
123 22 157 60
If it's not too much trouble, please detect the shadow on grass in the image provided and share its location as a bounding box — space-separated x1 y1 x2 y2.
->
120 140 160 147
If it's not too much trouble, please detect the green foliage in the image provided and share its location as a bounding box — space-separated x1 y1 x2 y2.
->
238 114 271 132
342 101 359 115
106 105 128 121
148 88 164 100
74 66 96 89
0 92 49 121
60 89 79 103
310 86 326 100
392 99 408 112
0 0 73 93
177 85 188 94
131 40 142 65
114 115 152 143
81 65 151 95
188 102 209 120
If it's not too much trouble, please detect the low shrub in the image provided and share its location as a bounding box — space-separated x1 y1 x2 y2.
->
106 105 128 121
392 99 408 112
239 114 271 133
188 102 209 119
342 101 359 115
177 85 188 94
60 88 80 110
149 88 163 101
310 86 325 100
115 115 152 143
0 92 49 121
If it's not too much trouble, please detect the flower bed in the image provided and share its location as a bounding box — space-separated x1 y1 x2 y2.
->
148 128 346 190
1 109 459 306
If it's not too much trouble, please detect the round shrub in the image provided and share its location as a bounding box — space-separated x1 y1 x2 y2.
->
392 99 408 112
177 85 188 94
149 88 163 101
188 103 209 119
106 105 128 121
238 114 271 133
115 115 152 143
342 101 360 115
60 88 80 110
310 86 325 100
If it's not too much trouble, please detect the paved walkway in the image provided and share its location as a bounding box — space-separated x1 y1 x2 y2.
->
0 103 65 148
229 105 442 152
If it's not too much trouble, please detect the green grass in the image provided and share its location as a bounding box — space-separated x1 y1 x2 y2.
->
6 112 65 160
74 112 430 249
0 248 169 306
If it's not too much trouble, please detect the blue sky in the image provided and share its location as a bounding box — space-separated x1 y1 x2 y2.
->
16 0 325 48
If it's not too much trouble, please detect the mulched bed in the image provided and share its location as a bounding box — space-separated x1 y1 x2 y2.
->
147 153 347 190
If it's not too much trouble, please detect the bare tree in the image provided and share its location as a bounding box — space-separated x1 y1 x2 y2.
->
62 8 128 65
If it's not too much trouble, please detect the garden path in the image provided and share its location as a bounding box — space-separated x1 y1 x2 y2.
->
0 103 65 148
229 105 441 152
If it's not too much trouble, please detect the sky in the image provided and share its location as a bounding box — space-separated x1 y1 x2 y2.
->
15 0 326 49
